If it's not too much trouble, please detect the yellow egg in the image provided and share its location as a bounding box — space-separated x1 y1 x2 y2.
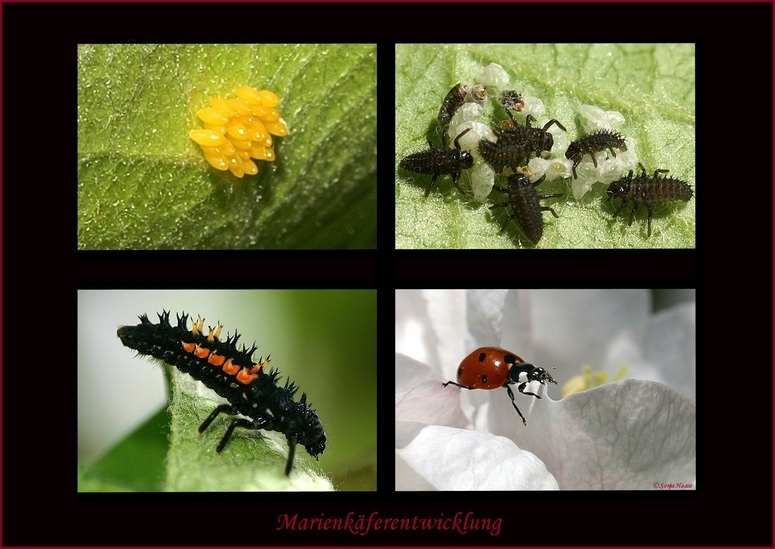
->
231 138 252 150
264 118 289 137
245 119 268 142
228 157 245 178
243 159 259 175
197 107 229 125
229 99 253 116
204 153 229 171
225 121 249 140
204 123 227 134
189 129 225 146
236 86 263 104
256 90 280 107
208 97 235 116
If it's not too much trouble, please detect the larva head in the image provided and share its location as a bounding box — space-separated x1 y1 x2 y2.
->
460 150 474 169
607 174 633 201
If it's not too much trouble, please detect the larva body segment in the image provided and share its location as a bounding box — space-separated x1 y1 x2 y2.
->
489 173 562 243
565 129 628 179
607 163 693 237
478 137 529 174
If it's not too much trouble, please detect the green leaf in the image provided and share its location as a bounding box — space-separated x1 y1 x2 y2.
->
78 407 169 492
78 44 376 249
165 371 333 491
396 44 695 249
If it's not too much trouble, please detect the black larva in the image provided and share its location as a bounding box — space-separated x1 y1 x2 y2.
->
565 129 628 179
607 163 693 237
117 311 326 476
479 114 566 174
400 128 474 197
489 173 563 243
499 113 566 159
437 83 468 130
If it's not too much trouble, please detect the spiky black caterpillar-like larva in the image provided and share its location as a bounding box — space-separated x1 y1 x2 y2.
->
117 311 325 476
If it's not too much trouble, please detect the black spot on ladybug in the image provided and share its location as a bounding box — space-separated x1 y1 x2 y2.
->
606 162 693 237
489 173 563 243
565 129 628 179
399 128 474 197
117 311 325 476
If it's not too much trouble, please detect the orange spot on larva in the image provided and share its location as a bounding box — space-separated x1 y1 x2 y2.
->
208 353 226 367
194 345 210 359
236 368 259 384
222 358 240 375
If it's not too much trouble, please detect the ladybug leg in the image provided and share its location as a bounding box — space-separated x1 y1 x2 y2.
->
198 403 237 433
442 380 468 389
505 385 528 426
646 204 654 237
215 417 258 452
627 201 640 227
424 174 439 198
517 382 541 399
285 435 298 476
611 199 627 219
451 169 466 196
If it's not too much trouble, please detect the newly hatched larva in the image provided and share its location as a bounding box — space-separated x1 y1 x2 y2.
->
479 114 565 174
489 173 563 243
437 83 468 131
399 128 474 197
189 86 289 178
565 129 627 179
499 113 566 159
607 163 693 237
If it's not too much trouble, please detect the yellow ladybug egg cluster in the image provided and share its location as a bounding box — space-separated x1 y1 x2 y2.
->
189 86 289 178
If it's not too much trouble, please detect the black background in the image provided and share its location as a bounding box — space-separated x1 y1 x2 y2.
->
2 1 772 547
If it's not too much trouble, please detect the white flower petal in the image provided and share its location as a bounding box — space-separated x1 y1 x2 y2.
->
396 425 559 491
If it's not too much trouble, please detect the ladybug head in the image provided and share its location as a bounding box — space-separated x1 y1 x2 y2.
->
509 363 557 386
531 366 557 386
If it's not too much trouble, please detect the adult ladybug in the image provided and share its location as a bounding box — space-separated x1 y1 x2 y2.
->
443 347 556 425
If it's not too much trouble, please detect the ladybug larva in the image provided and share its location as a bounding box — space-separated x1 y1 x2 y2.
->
189 86 289 178
117 311 325 475
606 163 693 237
